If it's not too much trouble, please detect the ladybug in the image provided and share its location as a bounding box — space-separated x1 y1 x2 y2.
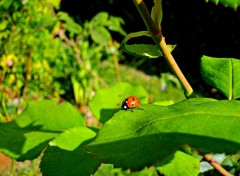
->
121 96 141 110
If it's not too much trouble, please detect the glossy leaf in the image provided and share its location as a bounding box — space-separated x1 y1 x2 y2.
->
89 82 148 123
0 100 85 160
121 31 176 58
87 98 240 170
201 55 240 99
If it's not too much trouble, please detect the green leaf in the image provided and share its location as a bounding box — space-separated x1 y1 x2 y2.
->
89 82 148 123
121 31 176 58
40 146 100 176
0 100 85 160
206 0 240 10
87 98 240 170
90 12 126 36
15 100 85 128
200 55 240 100
0 20 8 31
108 16 126 36
90 12 109 26
90 26 111 45
156 150 200 176
151 0 163 28
40 126 99 176
49 126 96 151
57 12 82 35
46 0 61 8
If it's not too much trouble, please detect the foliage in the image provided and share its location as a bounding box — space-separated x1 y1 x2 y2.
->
121 31 176 58
201 55 240 100
89 82 148 123
207 0 240 10
0 0 240 176
0 0 126 121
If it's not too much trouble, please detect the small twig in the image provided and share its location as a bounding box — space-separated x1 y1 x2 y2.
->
181 145 233 176
203 154 233 176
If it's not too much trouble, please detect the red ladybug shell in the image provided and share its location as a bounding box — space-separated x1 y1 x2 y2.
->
121 96 140 110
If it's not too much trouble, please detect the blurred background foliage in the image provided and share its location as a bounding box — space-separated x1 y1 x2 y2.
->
0 0 185 122
0 0 126 120
1 0 239 175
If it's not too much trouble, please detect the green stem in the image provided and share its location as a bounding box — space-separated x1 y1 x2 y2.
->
133 0 195 98
9 159 16 176
133 0 162 39
159 38 194 97
113 54 121 82
1 94 10 122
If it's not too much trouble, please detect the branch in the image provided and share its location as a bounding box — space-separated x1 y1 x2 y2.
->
132 0 195 98
203 154 234 176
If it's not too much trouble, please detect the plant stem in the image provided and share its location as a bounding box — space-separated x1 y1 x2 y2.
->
133 0 161 38
203 154 233 176
1 94 10 122
23 50 33 98
9 159 16 176
113 54 121 82
60 31 109 88
133 0 195 98
159 38 194 97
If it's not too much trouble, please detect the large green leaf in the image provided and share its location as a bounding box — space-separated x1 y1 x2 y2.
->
0 100 85 160
207 0 240 10
40 126 100 176
40 146 100 176
87 98 240 170
201 55 240 100
121 31 176 59
89 82 148 123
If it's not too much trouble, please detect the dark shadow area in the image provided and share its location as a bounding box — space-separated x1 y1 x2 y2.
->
0 122 59 161
100 108 120 123
40 146 100 176
87 132 240 170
